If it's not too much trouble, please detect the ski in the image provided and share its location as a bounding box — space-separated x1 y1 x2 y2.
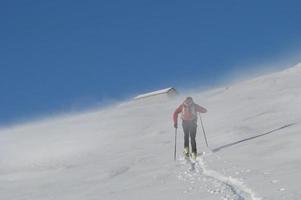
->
186 152 205 171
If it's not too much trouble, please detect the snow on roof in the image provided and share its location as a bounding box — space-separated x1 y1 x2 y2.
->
134 87 177 100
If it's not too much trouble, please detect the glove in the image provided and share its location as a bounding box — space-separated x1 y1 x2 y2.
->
174 123 178 129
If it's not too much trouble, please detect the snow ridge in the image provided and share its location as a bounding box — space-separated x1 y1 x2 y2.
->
197 157 262 200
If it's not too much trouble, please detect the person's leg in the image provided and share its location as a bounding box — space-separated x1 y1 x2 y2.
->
182 121 190 153
190 122 197 154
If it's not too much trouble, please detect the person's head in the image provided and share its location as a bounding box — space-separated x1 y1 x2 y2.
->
184 96 194 106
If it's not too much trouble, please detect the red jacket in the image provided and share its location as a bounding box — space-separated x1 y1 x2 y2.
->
173 103 207 124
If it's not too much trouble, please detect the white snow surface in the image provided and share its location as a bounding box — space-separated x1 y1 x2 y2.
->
1 63 301 200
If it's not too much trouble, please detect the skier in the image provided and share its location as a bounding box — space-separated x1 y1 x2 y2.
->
173 97 207 160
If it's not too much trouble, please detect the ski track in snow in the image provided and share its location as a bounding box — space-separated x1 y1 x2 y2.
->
197 156 262 200
177 155 262 200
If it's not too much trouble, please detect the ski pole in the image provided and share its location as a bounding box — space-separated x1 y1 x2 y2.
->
174 128 177 161
199 113 209 147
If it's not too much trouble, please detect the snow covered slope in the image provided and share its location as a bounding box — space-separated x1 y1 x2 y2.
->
1 63 301 200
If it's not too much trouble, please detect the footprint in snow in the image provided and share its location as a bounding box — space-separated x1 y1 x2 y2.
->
109 166 130 178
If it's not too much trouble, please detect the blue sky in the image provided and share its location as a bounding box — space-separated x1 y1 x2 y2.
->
1 0 301 126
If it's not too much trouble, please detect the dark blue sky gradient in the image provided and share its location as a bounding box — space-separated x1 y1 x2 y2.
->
1 0 301 125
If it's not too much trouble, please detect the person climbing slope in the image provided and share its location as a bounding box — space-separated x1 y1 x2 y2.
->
173 97 207 160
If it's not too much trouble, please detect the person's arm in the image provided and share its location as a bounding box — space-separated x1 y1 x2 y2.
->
173 104 183 128
195 104 207 113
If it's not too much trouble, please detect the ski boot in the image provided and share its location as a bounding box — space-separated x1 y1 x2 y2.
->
191 152 197 160
183 147 190 160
